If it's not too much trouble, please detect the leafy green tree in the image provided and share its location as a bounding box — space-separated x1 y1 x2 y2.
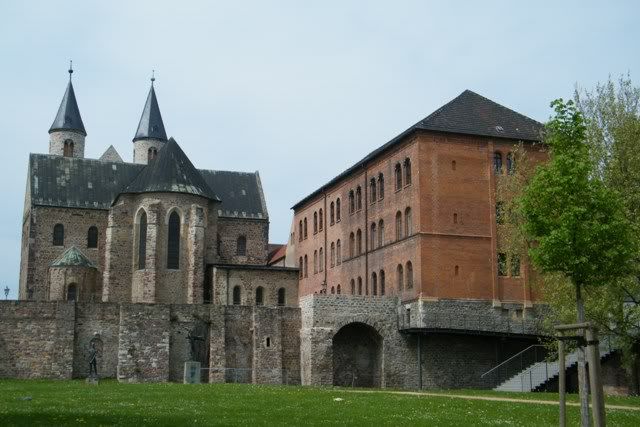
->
573 76 640 393
520 99 637 413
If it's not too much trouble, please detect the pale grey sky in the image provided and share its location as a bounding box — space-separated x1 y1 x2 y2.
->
1 1 638 298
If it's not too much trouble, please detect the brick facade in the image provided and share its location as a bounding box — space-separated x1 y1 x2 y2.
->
291 131 547 307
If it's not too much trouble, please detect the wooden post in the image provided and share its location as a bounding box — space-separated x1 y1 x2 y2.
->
585 327 606 427
558 337 566 427
417 333 422 390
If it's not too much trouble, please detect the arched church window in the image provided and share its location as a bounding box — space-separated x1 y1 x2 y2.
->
378 173 384 199
67 283 77 301
233 285 241 305
380 270 386 295
319 209 323 231
138 212 147 270
336 198 341 221
356 186 362 211
277 288 286 306
63 140 74 157
255 286 264 306
53 223 64 246
395 163 402 190
236 235 247 256
87 226 98 248
147 147 158 162
167 211 181 269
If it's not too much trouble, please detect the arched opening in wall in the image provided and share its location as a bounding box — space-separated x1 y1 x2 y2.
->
336 198 341 221
63 139 74 157
369 178 376 203
53 223 64 246
167 211 181 269
148 147 158 162
138 211 147 269
357 277 363 295
236 235 246 256
332 322 382 388
87 226 98 248
232 285 241 305
337 284 341 294
255 286 264 306
66 283 77 301
277 287 286 306
404 158 412 186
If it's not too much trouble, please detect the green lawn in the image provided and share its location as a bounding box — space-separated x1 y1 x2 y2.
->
0 380 639 426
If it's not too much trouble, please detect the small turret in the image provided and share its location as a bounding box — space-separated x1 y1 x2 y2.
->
49 61 86 158
133 72 167 164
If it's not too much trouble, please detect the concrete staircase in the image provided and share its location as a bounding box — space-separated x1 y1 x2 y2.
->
495 341 615 392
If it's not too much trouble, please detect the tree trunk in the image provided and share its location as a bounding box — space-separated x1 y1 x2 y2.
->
576 282 590 427
630 343 640 396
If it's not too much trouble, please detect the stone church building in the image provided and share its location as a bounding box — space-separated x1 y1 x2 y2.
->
4 70 626 392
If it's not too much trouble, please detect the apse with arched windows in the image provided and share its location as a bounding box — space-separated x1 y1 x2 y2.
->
123 196 213 305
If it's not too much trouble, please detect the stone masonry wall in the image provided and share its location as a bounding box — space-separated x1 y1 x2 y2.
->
49 130 85 158
20 206 108 301
72 303 120 378
211 266 299 307
0 301 75 379
217 218 268 265
300 294 537 390
0 301 301 385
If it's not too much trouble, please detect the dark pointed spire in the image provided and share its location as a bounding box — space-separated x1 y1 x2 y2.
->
122 138 219 201
133 74 167 142
49 62 86 136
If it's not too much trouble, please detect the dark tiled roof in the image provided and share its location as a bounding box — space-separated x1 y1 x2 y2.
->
121 138 219 202
49 80 86 136
416 90 542 141
50 246 96 268
199 169 268 219
133 84 167 142
292 89 543 210
29 154 144 210
28 155 267 218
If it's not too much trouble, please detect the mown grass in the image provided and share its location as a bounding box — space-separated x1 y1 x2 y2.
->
0 380 639 426
438 388 640 407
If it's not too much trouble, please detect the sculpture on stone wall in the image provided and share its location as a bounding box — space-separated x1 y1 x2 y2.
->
186 330 204 361
88 333 103 378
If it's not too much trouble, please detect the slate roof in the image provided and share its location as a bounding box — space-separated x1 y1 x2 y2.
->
133 84 167 142
50 246 96 268
27 152 267 218
49 80 86 136
292 89 543 210
199 169 268 219
121 138 219 202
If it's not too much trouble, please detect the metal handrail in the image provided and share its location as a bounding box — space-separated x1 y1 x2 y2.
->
480 344 546 378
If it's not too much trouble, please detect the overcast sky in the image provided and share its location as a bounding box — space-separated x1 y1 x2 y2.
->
1 1 638 298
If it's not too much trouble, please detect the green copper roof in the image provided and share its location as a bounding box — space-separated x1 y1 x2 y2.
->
50 246 96 268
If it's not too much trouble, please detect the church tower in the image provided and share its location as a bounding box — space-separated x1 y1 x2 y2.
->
49 62 86 158
133 74 167 164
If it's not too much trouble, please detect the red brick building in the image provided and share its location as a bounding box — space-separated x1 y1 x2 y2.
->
290 90 546 307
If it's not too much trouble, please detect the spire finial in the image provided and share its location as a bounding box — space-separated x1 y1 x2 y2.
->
151 69 155 85
68 60 73 80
